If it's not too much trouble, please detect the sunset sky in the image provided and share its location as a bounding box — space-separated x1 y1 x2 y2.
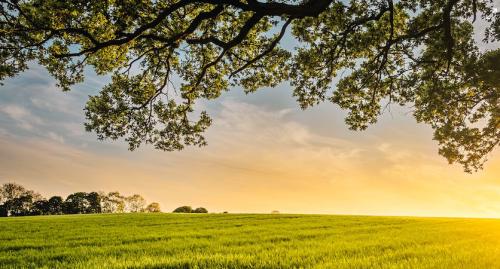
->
1 13 499 218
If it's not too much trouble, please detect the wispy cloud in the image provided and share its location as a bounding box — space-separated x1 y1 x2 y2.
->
0 104 44 130
47 131 65 144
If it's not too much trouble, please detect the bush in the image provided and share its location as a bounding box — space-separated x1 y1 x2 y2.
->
173 206 192 213
193 207 208 213
146 202 161 213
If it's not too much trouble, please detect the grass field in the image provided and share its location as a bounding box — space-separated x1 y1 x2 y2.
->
1 214 499 268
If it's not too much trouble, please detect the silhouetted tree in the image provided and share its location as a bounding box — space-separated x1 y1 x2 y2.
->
9 195 34 216
1 200 12 217
63 192 90 214
0 183 41 204
0 204 7 217
0 183 26 204
173 206 192 213
48 196 63 215
146 203 161 213
32 199 50 215
86 192 102 214
193 207 208 213
0 183 45 216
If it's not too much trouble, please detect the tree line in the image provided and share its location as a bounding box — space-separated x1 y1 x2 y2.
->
0 183 161 217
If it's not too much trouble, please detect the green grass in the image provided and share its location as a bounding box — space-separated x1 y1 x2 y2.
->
1 214 499 268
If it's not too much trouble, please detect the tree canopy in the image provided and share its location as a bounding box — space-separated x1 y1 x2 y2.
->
1 0 499 172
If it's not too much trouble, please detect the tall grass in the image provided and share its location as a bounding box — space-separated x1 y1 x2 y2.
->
1 214 499 268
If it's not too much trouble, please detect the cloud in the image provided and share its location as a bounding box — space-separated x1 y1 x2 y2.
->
47 132 65 144
213 100 312 146
0 64 111 150
211 99 355 151
0 104 44 130
0 104 30 119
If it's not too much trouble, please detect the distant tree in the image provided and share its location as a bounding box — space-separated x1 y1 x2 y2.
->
63 192 90 214
173 206 192 213
0 204 7 217
27 191 43 202
0 183 43 206
271 210 280 214
3 200 14 216
126 194 146 213
1 200 12 217
47 196 63 215
9 195 34 216
101 192 125 213
146 203 161 213
32 199 50 215
0 183 27 204
86 192 102 214
193 207 208 213
0 183 44 216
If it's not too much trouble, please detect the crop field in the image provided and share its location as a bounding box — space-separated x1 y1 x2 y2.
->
1 214 499 268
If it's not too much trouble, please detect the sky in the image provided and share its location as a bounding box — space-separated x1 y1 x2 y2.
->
1 8 499 218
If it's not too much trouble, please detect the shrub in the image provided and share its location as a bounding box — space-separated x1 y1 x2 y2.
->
193 207 208 213
146 202 161 213
173 206 192 213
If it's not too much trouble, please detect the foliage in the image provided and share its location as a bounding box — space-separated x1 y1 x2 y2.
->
32 199 50 215
7 195 35 216
0 204 6 217
193 207 208 213
0 182 41 204
0 183 26 204
173 206 193 213
0 183 42 216
101 192 126 213
1 214 500 268
126 194 147 213
145 202 161 213
86 192 102 214
47 196 64 215
0 183 155 217
63 192 91 214
173 205 209 213
1 0 498 172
